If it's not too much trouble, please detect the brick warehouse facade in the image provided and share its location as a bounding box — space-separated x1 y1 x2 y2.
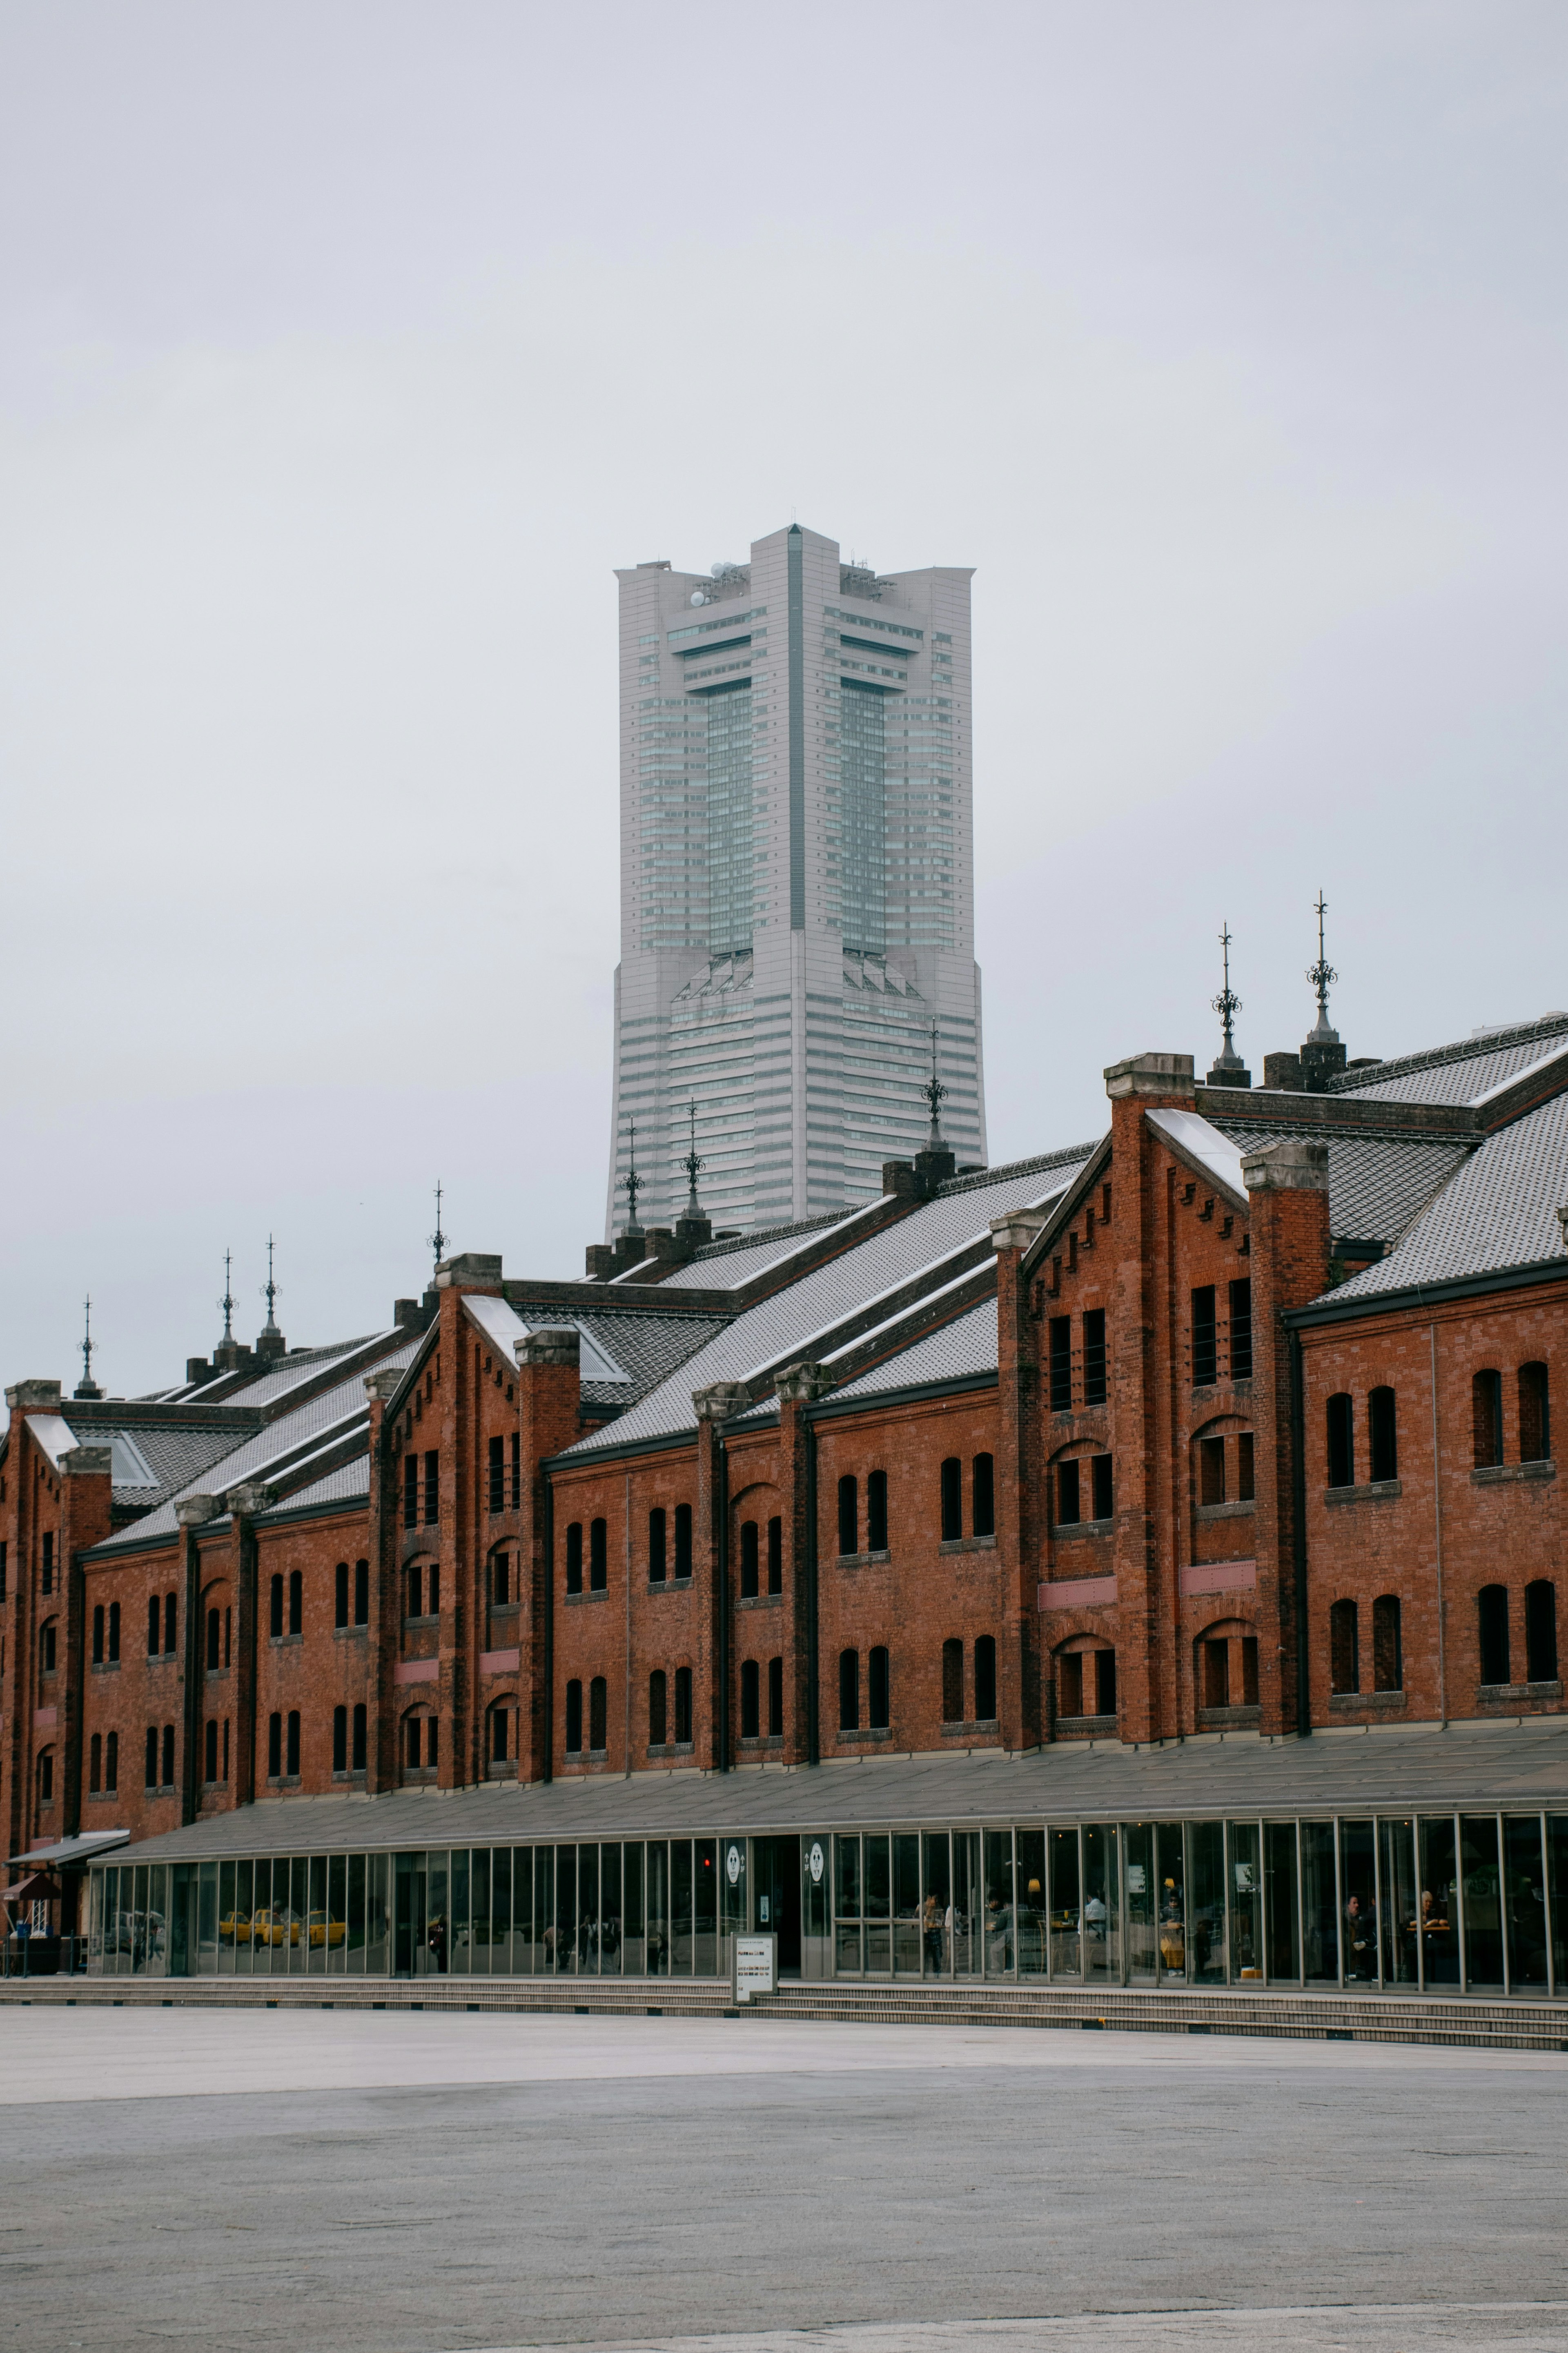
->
6 1007 1568 1996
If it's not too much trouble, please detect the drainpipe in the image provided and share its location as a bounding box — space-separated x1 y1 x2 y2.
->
1288 1330 1310 1736
541 1475 555 1785
717 1436 731 1772
1430 1320 1448 1727
805 1417 820 1766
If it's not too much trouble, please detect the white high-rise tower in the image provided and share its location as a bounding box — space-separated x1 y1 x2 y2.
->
605 524 987 1238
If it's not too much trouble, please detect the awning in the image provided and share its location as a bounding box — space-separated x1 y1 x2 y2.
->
8 1829 129 1870
3 1872 62 1906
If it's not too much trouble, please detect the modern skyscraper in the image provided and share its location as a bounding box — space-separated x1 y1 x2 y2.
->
605 524 987 1237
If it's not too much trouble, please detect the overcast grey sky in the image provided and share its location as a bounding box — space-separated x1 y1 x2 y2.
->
3 2 1566 1395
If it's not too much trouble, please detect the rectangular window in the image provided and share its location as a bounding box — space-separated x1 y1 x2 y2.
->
352 1702 367 1771
1091 1454 1113 1522
1237 1432 1255 1501
285 1711 300 1776
837 1475 858 1557
940 1457 962 1542
971 1454 995 1539
589 1518 608 1592
1049 1317 1072 1412
866 1472 887 1553
161 1723 175 1787
674 1503 693 1580
1191 1288 1217 1387
974 1634 996 1721
1082 1309 1107 1405
767 1655 784 1737
565 1524 583 1595
1369 1387 1398 1483
1057 1459 1081 1527
1229 1279 1253 1380
673 1665 693 1745
164 1592 176 1653
488 1436 505 1513
1199 1435 1226 1506
1327 1394 1355 1488
354 1559 369 1625
767 1516 783 1593
403 1454 419 1531
648 1507 666 1584
739 1522 759 1598
334 1562 349 1628
510 1431 521 1509
333 1706 348 1773
423 1451 439 1524
41 1531 54 1593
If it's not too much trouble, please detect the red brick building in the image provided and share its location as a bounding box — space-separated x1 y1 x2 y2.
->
6 1009 1567 1999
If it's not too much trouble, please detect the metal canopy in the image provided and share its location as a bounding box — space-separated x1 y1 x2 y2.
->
9 1828 130 1869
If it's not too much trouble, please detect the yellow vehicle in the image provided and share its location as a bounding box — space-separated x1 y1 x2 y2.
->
304 1910 345 1950
251 1906 302 1947
218 1910 253 1947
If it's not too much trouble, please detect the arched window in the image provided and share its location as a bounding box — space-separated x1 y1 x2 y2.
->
1368 1388 1398 1484
1526 1580 1558 1684
740 1521 759 1598
1058 1647 1085 1718
267 1712 282 1779
1372 1595 1402 1692
1327 1394 1354 1488
1520 1363 1551 1464
105 1730 118 1793
589 1676 608 1751
40 1619 56 1673
488 1551 510 1608
674 1503 693 1580
352 1704 367 1771
1062 1641 1117 1720
839 1648 860 1733
487 1700 515 1765
270 1573 284 1638
288 1569 303 1636
837 1475 858 1556
565 1523 583 1595
89 1731 102 1793
285 1711 301 1776
206 1608 221 1671
204 1718 219 1783
333 1705 348 1773
942 1638 964 1725
1056 1457 1082 1526
940 1457 962 1542
1478 1584 1510 1686
1473 1369 1504 1468
648 1668 667 1747
674 1665 693 1745
565 1679 583 1754
1330 1598 1359 1694
867 1471 888 1552
334 1562 350 1628
767 1655 784 1737
768 1515 783 1593
109 1601 120 1662
354 1559 369 1625
589 1519 608 1592
1198 1435 1226 1506
146 1725 160 1787
164 1591 177 1653
974 1634 997 1721
971 1454 995 1539
648 1507 667 1584
147 1593 160 1656
868 1646 890 1730
741 1658 760 1738
161 1723 176 1787
401 1709 437 1773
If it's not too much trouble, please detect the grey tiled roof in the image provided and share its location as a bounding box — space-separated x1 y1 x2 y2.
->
183 1334 390 1408
832 1298 999 1400
564 1152 1088 1456
1325 1091 1568 1303
1329 1012 1568 1106
563 1306 733 1399
1209 1121 1473 1243
91 1334 423 1551
653 1205 880 1291
261 1459 372 1517
71 1422 251 1513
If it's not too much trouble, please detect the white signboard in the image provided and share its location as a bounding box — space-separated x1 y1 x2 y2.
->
734 1933 777 2004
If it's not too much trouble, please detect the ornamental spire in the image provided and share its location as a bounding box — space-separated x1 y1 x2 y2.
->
74 1294 103 1400
922 1021 947 1149
1306 890 1339 1043
619 1121 644 1236
429 1180 448 1271
681 1100 705 1220
1205 922 1250 1087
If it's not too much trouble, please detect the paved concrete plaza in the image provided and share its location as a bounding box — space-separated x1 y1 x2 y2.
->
2 2012 1566 2352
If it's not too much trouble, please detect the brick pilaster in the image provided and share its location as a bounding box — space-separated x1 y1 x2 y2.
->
514 1330 582 1784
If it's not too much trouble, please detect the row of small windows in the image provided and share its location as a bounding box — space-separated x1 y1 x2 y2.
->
1190 1283 1253 1389
403 1450 440 1530
487 1434 522 1513
265 1706 370 1778
1049 1308 1109 1412
91 1603 121 1664
148 1593 178 1656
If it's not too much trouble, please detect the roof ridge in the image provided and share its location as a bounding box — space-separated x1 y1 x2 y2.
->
1209 1115 1479 1150
1324 1011 1568 1092
936 1141 1101 1197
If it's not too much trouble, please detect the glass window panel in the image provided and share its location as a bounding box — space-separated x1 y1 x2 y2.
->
1379 1819 1418 1985
951 1831 980 1980
1301 1822 1339 1984
577 1845 600 1974
347 1854 366 1975
290 1858 310 1974
1264 1822 1301 1983
1503 1817 1549 1989
893 1835 922 1975
427 1851 449 1976
196 1861 218 1976
600 1845 622 1976
324 1855 347 1976
89 1870 107 1971
491 1848 511 1975
218 1861 237 1976
1417 1817 1459 1983
864 1834 891 1975
367 1854 390 1975
1548 1818 1568 1994
802 1835 831 1979
984 1829 1016 1978
623 1843 645 1978
1339 1821 1377 1985
720 1839 746 1941
922 1833 951 1977
469 1850 491 1978
392 1852 421 1979
1049 1827 1080 1978
305 1854 328 1975
554 1844 576 1974
450 1849 472 1976
1227 1822 1261 1981
672 1841 693 1974
533 1847 553 1975
645 1843 668 1977
1083 1825 1117 1983
1156 1823 1186 1983
1014 1829 1047 1979
231 1861 254 1978
147 1866 169 1976
1124 1824 1156 1983
1187 1822 1226 1984
694 1839 718 1977
1460 1816 1504 1988
834 1834 861 1922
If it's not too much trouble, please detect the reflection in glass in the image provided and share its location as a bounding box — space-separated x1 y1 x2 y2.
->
893 1835 922 1974
1503 1817 1549 1988
1418 1816 1458 1983
554 1843 576 1974
1187 1822 1225 1983
1339 1821 1376 1985
922 1832 951 1977
622 1842 644 1978
1263 1822 1300 1982
1125 1824 1156 1983
1016 1829 1048 1978
1227 1822 1261 1979
1460 1815 1504 1987
645 1842 668 1977
1083 1825 1117 1981
1301 1822 1339 1983
694 1839 718 1977
1379 1820 1417 1985
834 1834 862 1974
1156 1824 1185 1982
1548 1818 1568 1994
601 1845 622 1977
983 1830 1015 1977
672 1839 693 1974
952 1832 980 1979
491 1848 512 1974
1050 1827 1080 1977
864 1835 891 1975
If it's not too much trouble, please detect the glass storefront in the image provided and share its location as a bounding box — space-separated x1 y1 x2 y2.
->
85 1811 1568 1996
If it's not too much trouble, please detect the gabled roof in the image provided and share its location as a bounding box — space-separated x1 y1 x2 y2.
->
1322 1091 1568 1304
1327 1012 1568 1108
1205 1117 1473 1246
1145 1109 1248 1210
830 1296 999 1402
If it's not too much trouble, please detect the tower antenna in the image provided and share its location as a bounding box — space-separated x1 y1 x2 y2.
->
922 1021 947 1148
619 1121 644 1235
429 1181 448 1270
